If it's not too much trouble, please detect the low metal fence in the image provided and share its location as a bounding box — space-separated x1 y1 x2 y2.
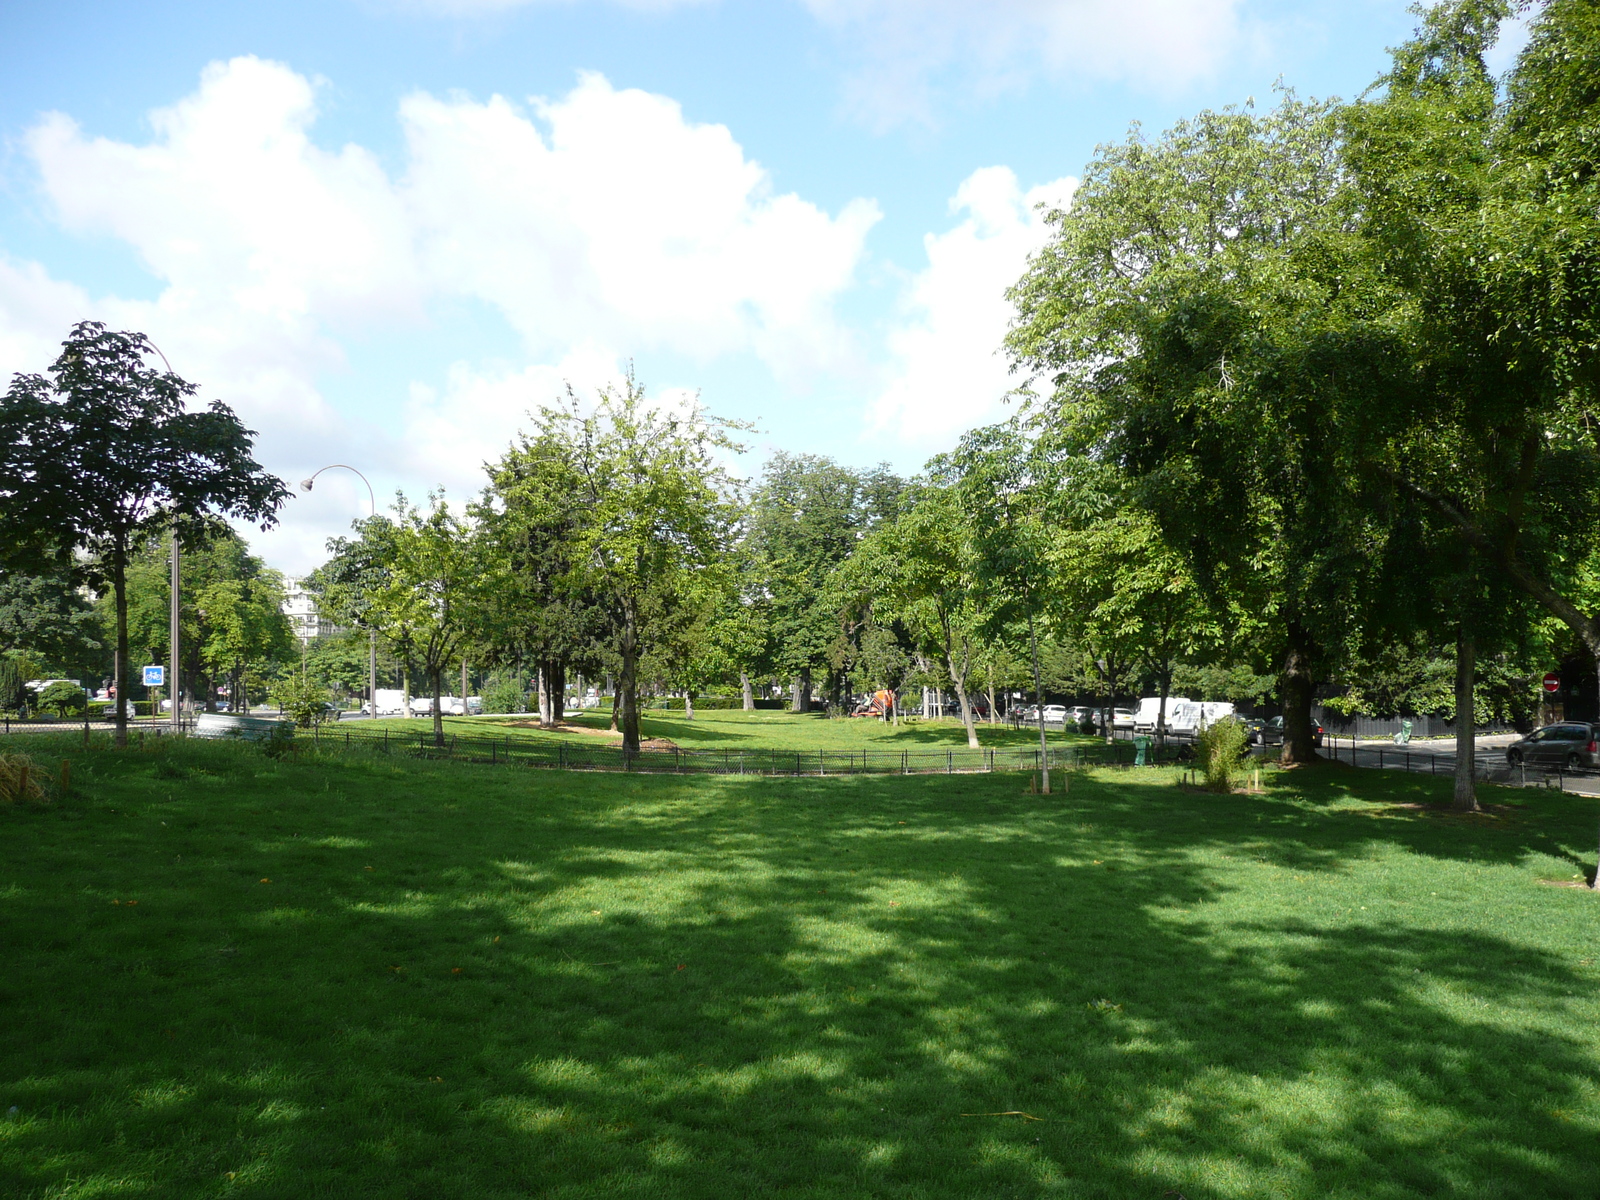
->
1319 735 1596 789
284 724 1198 775
1 717 1194 776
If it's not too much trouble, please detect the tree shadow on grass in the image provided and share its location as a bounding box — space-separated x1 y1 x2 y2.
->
1 752 1598 1198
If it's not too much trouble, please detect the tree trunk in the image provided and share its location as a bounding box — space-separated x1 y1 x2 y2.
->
1028 610 1050 794
741 671 755 711
1453 627 1478 811
1156 667 1170 749
551 660 565 724
461 658 469 717
799 667 813 713
537 664 553 728
620 600 641 753
944 639 979 750
685 691 695 720
431 666 444 747
403 663 412 720
112 550 129 747
1280 619 1320 766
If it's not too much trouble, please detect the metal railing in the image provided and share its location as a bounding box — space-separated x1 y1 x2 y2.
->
1 717 1191 776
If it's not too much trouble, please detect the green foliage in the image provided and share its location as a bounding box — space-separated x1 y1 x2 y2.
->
647 696 744 711
479 675 527 715
0 654 38 715
357 493 488 745
269 675 331 729
35 681 86 717
485 372 744 752
1196 716 1250 792
0 323 287 745
0 567 103 678
745 453 904 692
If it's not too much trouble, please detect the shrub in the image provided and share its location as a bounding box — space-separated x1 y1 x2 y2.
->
269 676 331 729
648 696 743 711
37 681 87 717
481 676 527 715
1196 716 1250 792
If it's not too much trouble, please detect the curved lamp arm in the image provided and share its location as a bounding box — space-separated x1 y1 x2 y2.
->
300 464 376 517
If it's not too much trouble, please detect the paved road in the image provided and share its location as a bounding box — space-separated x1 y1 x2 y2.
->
1324 732 1600 796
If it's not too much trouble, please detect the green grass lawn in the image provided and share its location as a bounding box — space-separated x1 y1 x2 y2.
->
366 707 1095 753
3 739 1599 1198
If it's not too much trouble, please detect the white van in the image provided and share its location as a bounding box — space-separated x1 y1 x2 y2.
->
1167 700 1238 736
1134 696 1191 734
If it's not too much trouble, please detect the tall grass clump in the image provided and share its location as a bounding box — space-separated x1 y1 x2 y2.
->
1196 716 1249 792
0 753 47 804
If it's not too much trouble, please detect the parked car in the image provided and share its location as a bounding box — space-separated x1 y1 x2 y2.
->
1257 716 1325 747
1041 704 1068 725
1112 707 1136 730
1506 723 1599 769
409 696 437 715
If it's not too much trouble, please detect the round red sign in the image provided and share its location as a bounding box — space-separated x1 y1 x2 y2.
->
1543 672 1561 693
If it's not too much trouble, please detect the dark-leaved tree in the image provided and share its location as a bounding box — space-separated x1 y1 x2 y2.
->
0 322 288 744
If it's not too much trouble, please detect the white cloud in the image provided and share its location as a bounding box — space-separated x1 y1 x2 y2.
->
399 74 880 378
4 56 876 571
803 0 1249 127
869 166 1074 453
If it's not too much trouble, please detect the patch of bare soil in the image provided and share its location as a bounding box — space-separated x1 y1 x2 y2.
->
502 720 620 739
638 737 680 751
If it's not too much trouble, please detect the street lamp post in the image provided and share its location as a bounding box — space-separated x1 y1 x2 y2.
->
300 466 378 719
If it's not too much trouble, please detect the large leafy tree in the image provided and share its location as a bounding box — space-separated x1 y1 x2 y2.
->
121 528 293 712
852 481 985 748
480 428 615 728
746 454 902 712
362 494 485 748
493 374 742 753
0 563 103 682
0 323 287 743
1007 92 1379 766
1338 0 1600 807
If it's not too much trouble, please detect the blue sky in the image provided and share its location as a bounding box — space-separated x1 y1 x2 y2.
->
0 0 1507 571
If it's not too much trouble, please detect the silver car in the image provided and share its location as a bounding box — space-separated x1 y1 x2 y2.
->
1506 723 1599 770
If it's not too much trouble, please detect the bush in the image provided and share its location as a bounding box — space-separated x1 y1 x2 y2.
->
481 677 527 715
269 676 332 729
37 681 87 717
1196 716 1250 792
647 696 743 711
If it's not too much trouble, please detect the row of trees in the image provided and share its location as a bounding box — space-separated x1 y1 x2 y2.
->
1005 0 1600 808
3 3 1591 813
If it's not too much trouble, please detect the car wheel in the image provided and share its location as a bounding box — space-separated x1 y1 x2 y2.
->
1507 750 1522 766
1567 753 1583 770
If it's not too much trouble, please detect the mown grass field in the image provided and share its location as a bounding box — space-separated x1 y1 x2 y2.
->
2 737 1599 1198
365 706 1095 753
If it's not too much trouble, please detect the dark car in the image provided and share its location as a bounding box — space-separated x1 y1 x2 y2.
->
1255 716 1324 747
1506 723 1599 770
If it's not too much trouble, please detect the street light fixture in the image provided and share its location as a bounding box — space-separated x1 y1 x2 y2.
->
300 465 379 719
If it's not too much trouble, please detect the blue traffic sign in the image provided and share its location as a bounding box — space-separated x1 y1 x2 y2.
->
142 665 165 687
